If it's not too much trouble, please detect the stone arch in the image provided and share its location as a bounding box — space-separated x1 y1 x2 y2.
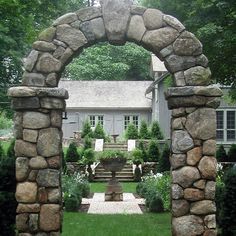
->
8 0 222 235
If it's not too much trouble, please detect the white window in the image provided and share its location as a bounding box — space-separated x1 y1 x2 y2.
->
216 110 236 143
124 115 139 129
89 115 104 128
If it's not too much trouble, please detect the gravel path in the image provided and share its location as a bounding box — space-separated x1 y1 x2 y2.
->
82 193 145 214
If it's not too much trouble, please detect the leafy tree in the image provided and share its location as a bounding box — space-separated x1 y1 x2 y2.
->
216 145 228 162
125 123 139 140
81 120 93 138
150 121 164 140
66 142 80 162
139 120 150 139
93 123 106 139
158 144 171 172
140 0 236 99
228 144 236 162
65 42 151 81
147 140 160 162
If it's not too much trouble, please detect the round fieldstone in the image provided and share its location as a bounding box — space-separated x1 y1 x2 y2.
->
90 17 106 40
16 157 29 181
47 156 60 169
56 24 87 51
193 179 206 190
163 14 185 32
17 204 40 213
142 27 179 52
198 156 217 179
48 188 61 203
23 112 50 129
36 53 61 73
184 66 211 86
24 50 39 72
172 215 204 236
53 13 78 26
184 188 204 201
170 154 186 169
16 213 29 231
173 31 202 56
205 181 216 200
190 200 216 215
29 214 39 232
172 166 200 188
23 129 38 143
40 204 61 231
204 214 216 229
29 156 48 169
203 140 216 156
38 27 56 42
172 199 189 217
51 111 62 128
16 182 37 203
187 147 202 166
185 108 216 140
33 41 56 52
37 128 61 157
172 184 184 200
203 230 217 236
143 8 163 30
127 15 146 42
15 140 37 157
172 130 194 154
36 169 60 187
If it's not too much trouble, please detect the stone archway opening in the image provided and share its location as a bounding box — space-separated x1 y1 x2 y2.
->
8 0 222 235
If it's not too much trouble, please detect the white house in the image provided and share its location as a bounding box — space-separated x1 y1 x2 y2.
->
59 80 152 139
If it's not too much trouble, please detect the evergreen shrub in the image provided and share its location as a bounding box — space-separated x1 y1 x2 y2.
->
66 142 80 162
147 140 160 162
139 120 150 139
216 145 228 162
228 144 236 162
158 144 171 172
81 120 93 138
93 123 106 139
150 121 164 140
125 123 139 140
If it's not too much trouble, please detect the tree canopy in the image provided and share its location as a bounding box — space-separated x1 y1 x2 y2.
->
140 0 236 96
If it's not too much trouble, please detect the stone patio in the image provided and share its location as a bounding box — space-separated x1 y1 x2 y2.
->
82 193 145 214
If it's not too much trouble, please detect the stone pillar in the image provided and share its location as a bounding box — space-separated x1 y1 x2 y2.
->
8 86 68 235
165 86 222 236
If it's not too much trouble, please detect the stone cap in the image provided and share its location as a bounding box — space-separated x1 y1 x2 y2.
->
165 85 223 99
8 86 69 99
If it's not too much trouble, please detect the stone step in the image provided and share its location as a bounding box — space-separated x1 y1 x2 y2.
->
95 169 133 173
95 172 134 177
93 178 134 182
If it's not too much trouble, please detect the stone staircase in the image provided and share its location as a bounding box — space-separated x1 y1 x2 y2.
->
93 163 134 182
93 142 134 182
103 142 128 151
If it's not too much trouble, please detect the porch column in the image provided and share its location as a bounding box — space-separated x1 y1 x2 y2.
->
165 86 222 236
8 86 68 235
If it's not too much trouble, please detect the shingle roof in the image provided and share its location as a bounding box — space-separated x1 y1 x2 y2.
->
59 80 152 110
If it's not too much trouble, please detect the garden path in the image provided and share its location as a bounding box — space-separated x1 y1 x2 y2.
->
82 193 145 214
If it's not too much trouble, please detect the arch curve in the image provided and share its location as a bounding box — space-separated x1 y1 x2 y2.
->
9 1 221 235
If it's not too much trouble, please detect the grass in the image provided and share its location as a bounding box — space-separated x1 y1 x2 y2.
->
90 182 137 193
62 212 171 236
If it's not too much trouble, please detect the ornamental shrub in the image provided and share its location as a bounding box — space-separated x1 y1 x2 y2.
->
139 120 150 139
147 140 160 162
132 148 143 165
81 120 93 138
138 140 148 162
66 142 80 162
125 123 139 140
216 145 228 162
216 174 225 227
158 144 171 173
221 168 236 236
64 194 81 212
150 121 164 140
0 140 17 236
84 136 92 150
134 166 142 182
228 144 236 162
93 123 106 139
149 194 164 213
83 148 95 165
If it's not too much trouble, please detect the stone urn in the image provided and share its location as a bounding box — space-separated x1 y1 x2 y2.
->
100 152 126 201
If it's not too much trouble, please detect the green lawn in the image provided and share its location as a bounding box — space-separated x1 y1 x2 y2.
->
62 212 171 236
90 182 137 193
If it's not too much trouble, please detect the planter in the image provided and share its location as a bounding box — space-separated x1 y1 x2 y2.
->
100 157 126 201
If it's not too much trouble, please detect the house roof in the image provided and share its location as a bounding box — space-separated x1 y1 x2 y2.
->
59 80 153 110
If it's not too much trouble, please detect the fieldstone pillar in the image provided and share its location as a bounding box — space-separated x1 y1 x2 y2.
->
165 86 222 236
8 86 68 235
